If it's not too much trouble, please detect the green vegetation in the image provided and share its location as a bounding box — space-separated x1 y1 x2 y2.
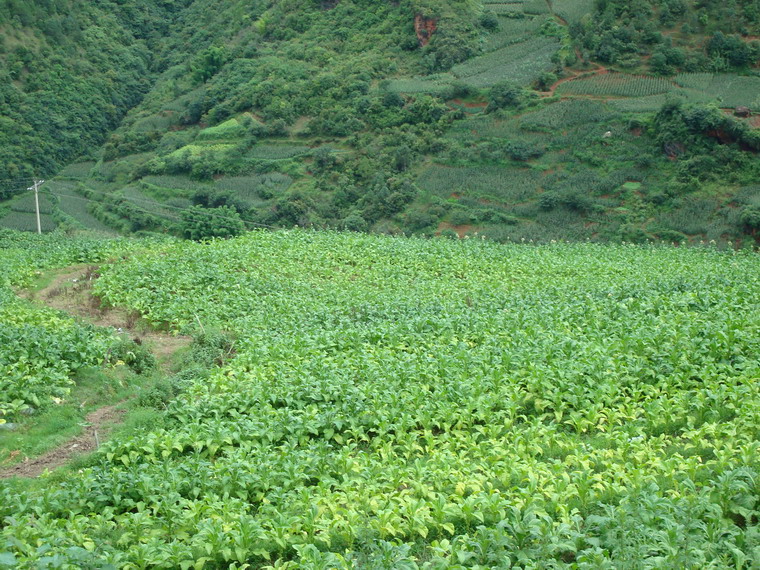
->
1 0 759 245
1 229 759 567
0 231 144 419
0 0 186 179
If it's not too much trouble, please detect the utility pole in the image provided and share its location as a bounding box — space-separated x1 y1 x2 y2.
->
28 179 44 234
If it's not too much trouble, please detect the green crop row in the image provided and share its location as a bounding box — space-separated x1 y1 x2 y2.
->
557 73 676 97
451 36 560 88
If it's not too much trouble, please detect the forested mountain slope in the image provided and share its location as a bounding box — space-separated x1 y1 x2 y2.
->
1 0 759 244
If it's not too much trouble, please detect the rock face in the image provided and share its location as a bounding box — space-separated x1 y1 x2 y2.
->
414 14 437 46
734 106 751 118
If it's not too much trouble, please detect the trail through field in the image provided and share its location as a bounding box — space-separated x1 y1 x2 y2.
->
0 405 124 479
2 266 192 478
22 265 191 370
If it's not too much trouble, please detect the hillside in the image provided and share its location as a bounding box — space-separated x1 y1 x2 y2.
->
1 229 759 566
1 0 760 243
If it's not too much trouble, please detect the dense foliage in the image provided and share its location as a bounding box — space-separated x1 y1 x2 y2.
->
1 229 759 567
0 0 188 179
1 0 759 244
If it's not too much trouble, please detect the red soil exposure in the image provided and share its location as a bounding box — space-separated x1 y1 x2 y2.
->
438 222 473 238
415 14 437 46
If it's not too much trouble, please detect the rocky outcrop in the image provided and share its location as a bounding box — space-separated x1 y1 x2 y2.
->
414 14 437 46
734 106 751 118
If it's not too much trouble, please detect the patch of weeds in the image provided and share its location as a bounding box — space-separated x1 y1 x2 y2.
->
108 337 156 374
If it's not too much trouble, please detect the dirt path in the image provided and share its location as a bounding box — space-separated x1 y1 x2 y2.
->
22 265 191 370
0 405 125 479
2 265 192 478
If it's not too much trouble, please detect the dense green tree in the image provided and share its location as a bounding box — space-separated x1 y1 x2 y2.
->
180 205 244 240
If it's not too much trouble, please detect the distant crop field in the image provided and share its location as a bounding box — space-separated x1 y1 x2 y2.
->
141 175 208 193
167 144 237 159
519 99 612 130
56 161 96 179
557 73 676 97
195 118 246 141
675 73 760 110
384 74 455 94
246 144 312 160
47 181 115 234
446 115 546 142
483 3 526 14
483 16 544 52
120 186 180 222
522 0 551 14
8 192 54 215
607 90 713 112
417 165 541 203
551 0 595 22
0 211 57 232
215 173 292 197
452 36 560 88
132 112 178 133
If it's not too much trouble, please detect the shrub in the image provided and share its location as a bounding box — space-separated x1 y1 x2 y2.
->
180 205 245 241
740 206 760 230
487 81 524 111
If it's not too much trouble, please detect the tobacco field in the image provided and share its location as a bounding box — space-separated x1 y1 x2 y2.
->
1 229 759 568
